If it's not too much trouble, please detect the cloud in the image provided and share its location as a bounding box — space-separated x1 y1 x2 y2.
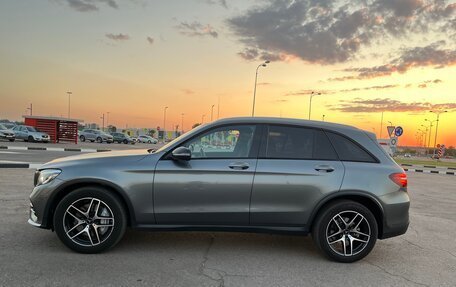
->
339 84 399 92
227 0 455 63
333 41 456 80
146 36 154 45
66 0 118 12
176 21 218 38
330 97 456 113
181 89 194 95
204 0 228 9
416 79 443 88
105 33 130 41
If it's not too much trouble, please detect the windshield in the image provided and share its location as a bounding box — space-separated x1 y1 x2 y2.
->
0 124 6 130
26 126 37 132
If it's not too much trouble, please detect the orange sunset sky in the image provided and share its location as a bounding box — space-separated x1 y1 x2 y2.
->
1 0 455 146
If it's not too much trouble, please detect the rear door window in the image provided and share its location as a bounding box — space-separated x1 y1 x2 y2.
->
263 125 338 160
326 132 377 163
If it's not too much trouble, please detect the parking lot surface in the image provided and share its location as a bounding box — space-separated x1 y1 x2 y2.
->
0 169 455 286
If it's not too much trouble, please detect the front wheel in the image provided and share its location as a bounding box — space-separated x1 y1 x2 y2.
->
53 187 127 253
312 200 378 263
28 136 35 143
9 139 15 142
80 135 86 142
96 137 103 143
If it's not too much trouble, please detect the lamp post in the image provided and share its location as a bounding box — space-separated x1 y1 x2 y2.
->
211 104 215 121
252 60 270 116
379 111 384 138
100 113 105 131
424 118 437 150
322 114 325 121
27 103 33 116
163 106 168 141
181 113 184 134
202 114 205 124
430 110 447 157
308 91 321 120
66 91 72 118
420 125 428 148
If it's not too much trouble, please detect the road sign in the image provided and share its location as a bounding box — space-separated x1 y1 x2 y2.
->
390 137 398 146
394 126 403 137
387 126 395 137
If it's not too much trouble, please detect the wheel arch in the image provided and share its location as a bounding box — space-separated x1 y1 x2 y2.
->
309 191 384 238
42 179 136 230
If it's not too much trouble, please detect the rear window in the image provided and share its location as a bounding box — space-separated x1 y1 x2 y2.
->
326 132 377 163
264 125 338 160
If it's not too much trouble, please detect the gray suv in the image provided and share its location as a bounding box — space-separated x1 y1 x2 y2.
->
79 129 113 143
28 117 409 262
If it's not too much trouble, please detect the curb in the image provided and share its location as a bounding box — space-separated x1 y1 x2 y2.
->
0 163 42 169
0 146 111 153
403 168 456 175
400 163 456 170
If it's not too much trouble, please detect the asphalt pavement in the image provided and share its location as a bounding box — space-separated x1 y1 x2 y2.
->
0 170 455 286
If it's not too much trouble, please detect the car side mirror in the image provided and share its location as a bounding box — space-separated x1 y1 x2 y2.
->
172 146 192 161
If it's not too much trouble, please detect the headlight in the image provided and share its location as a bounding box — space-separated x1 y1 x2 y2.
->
35 169 61 186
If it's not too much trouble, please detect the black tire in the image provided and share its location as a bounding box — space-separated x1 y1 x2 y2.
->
96 137 103 143
123 139 128 144
53 186 127 253
90 140 95 142
312 200 378 263
148 140 151 144
80 135 86 142
28 136 35 143
9 139 15 142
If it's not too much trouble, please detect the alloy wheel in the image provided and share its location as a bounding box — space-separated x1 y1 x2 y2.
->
325 210 371 257
63 197 115 247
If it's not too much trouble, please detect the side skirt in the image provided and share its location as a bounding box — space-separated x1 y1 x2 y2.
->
133 224 309 236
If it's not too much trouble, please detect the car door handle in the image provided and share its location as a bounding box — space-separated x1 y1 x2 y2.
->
315 165 335 173
229 162 250 170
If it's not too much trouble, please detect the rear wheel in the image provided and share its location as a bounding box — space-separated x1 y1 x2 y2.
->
28 136 35 142
80 135 86 142
312 200 378 263
53 187 127 253
123 139 128 144
9 139 15 142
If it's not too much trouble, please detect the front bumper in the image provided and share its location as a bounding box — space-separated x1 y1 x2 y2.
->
28 178 64 229
0 134 15 140
34 137 50 142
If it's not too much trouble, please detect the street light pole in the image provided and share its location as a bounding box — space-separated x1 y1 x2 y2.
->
100 113 105 131
211 105 215 121
308 91 321 120
66 91 72 118
202 114 205 124
252 60 270 116
106 112 110 128
163 106 168 141
430 110 447 156
322 114 325 121
181 113 184 134
379 111 384 138
27 103 33 116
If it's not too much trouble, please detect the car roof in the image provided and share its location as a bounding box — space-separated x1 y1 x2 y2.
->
211 117 360 132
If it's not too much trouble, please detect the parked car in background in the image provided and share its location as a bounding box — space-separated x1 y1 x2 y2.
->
0 123 16 142
110 132 135 144
2 123 16 130
79 129 113 143
29 117 409 262
12 125 50 142
137 135 158 144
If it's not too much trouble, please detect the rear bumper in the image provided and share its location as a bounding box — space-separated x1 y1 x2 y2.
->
378 192 410 239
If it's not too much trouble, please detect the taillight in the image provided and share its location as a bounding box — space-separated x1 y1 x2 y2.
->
389 172 407 188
